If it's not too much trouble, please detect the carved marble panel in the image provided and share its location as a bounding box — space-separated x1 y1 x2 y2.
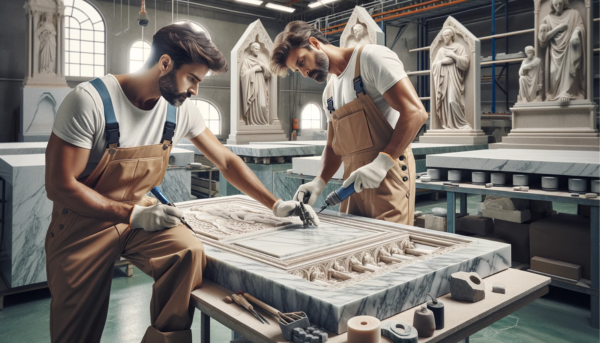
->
339 6 384 48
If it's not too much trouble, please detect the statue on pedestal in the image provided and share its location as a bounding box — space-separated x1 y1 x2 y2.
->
240 42 271 125
38 12 57 74
518 46 543 102
539 0 586 102
431 28 472 130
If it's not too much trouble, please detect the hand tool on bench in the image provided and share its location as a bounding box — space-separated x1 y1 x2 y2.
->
316 182 355 214
150 186 195 233
241 292 310 340
228 294 269 324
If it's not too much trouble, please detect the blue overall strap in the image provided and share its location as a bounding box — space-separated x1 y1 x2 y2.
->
353 45 367 98
327 97 335 114
161 104 177 143
89 78 120 148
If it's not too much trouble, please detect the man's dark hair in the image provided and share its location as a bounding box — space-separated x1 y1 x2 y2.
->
271 21 330 77
145 23 229 73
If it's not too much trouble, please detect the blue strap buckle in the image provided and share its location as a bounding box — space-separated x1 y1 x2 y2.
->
353 76 366 96
327 97 335 114
161 122 176 142
105 122 120 147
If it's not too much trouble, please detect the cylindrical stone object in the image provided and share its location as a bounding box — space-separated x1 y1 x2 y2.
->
471 172 487 185
568 178 587 193
347 316 380 343
513 174 529 186
542 176 558 191
448 170 461 182
420 175 432 183
491 173 506 186
427 169 441 181
427 300 445 330
592 180 600 194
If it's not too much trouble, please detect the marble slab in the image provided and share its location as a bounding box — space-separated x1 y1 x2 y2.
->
410 143 488 156
250 140 327 155
227 144 319 158
219 163 292 196
0 142 48 155
426 149 600 178
177 196 511 334
0 154 50 288
293 156 344 180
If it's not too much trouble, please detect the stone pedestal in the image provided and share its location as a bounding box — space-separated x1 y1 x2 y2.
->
227 125 286 145
20 86 71 142
491 100 599 151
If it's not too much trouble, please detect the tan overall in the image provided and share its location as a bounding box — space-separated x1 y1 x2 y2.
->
45 82 206 343
328 46 416 224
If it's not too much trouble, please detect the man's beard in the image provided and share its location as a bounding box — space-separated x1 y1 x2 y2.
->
159 69 191 107
308 50 329 84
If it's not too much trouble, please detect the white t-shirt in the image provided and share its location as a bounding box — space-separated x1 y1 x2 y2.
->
322 44 407 128
52 74 207 177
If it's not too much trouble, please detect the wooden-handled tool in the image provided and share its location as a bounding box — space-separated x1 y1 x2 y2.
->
229 294 269 325
242 293 307 325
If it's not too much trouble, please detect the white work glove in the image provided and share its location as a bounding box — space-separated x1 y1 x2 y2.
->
342 153 397 193
272 200 320 227
130 204 183 232
293 177 327 206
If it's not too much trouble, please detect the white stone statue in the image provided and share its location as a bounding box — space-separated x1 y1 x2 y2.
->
38 12 57 74
431 28 472 130
346 23 371 47
518 46 544 102
539 0 586 102
240 42 271 125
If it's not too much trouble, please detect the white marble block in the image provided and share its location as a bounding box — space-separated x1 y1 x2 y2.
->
420 16 489 145
227 20 286 144
339 6 384 48
293 156 344 180
0 142 48 155
20 86 71 142
0 154 50 288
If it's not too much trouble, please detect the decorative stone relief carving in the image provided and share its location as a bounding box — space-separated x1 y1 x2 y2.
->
517 46 544 102
240 42 271 125
339 6 384 48
38 12 57 74
538 0 586 102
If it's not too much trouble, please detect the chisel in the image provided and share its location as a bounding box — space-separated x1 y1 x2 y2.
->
150 186 195 233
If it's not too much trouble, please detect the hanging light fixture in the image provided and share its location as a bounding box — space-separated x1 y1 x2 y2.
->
308 0 338 8
138 0 149 27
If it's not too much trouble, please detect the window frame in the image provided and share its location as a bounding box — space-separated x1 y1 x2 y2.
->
129 39 152 73
189 98 222 136
63 0 106 81
300 103 324 130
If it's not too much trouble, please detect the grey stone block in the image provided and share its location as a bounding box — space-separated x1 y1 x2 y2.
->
456 215 494 236
492 283 506 294
432 207 447 217
450 272 485 303
482 208 531 223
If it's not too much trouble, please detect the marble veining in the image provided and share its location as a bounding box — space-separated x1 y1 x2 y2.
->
426 149 600 177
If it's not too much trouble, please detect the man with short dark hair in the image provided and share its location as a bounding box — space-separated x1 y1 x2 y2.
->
45 23 318 343
271 21 428 224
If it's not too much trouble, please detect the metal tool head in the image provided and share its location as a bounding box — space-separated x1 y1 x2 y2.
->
317 205 327 215
297 202 311 227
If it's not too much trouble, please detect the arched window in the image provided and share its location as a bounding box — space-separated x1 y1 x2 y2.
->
174 20 210 40
129 40 151 73
190 99 221 135
64 0 105 77
301 103 323 130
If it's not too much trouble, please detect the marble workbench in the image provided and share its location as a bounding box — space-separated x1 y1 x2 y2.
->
0 142 48 155
0 148 193 288
176 196 511 334
426 149 600 178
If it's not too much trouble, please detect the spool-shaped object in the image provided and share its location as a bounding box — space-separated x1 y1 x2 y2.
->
448 170 462 182
568 178 587 193
471 171 487 185
592 180 600 195
420 175 432 183
491 173 506 186
513 174 529 186
427 299 445 330
542 176 558 191
347 316 381 343
412 306 435 338
427 169 441 181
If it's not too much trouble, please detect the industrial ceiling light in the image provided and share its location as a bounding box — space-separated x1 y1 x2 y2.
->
236 0 263 5
265 3 296 12
308 0 338 8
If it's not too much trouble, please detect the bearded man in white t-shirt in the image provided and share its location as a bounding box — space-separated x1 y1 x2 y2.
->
271 21 428 224
44 23 318 343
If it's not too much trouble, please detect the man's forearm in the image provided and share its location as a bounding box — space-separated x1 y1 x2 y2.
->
383 108 428 160
220 153 279 209
47 180 133 223
317 145 343 184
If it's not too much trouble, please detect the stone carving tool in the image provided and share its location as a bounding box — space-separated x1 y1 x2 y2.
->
297 202 314 227
150 186 195 233
241 292 310 340
316 182 355 214
229 293 269 325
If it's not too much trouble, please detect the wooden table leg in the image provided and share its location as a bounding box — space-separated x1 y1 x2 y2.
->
591 206 599 329
446 191 456 233
201 312 210 343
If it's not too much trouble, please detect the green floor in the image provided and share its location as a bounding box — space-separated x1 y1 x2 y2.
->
0 195 596 343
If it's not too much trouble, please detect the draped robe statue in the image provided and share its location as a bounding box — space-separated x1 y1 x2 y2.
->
518 46 544 102
240 42 271 125
38 13 57 74
539 0 585 102
432 28 472 130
